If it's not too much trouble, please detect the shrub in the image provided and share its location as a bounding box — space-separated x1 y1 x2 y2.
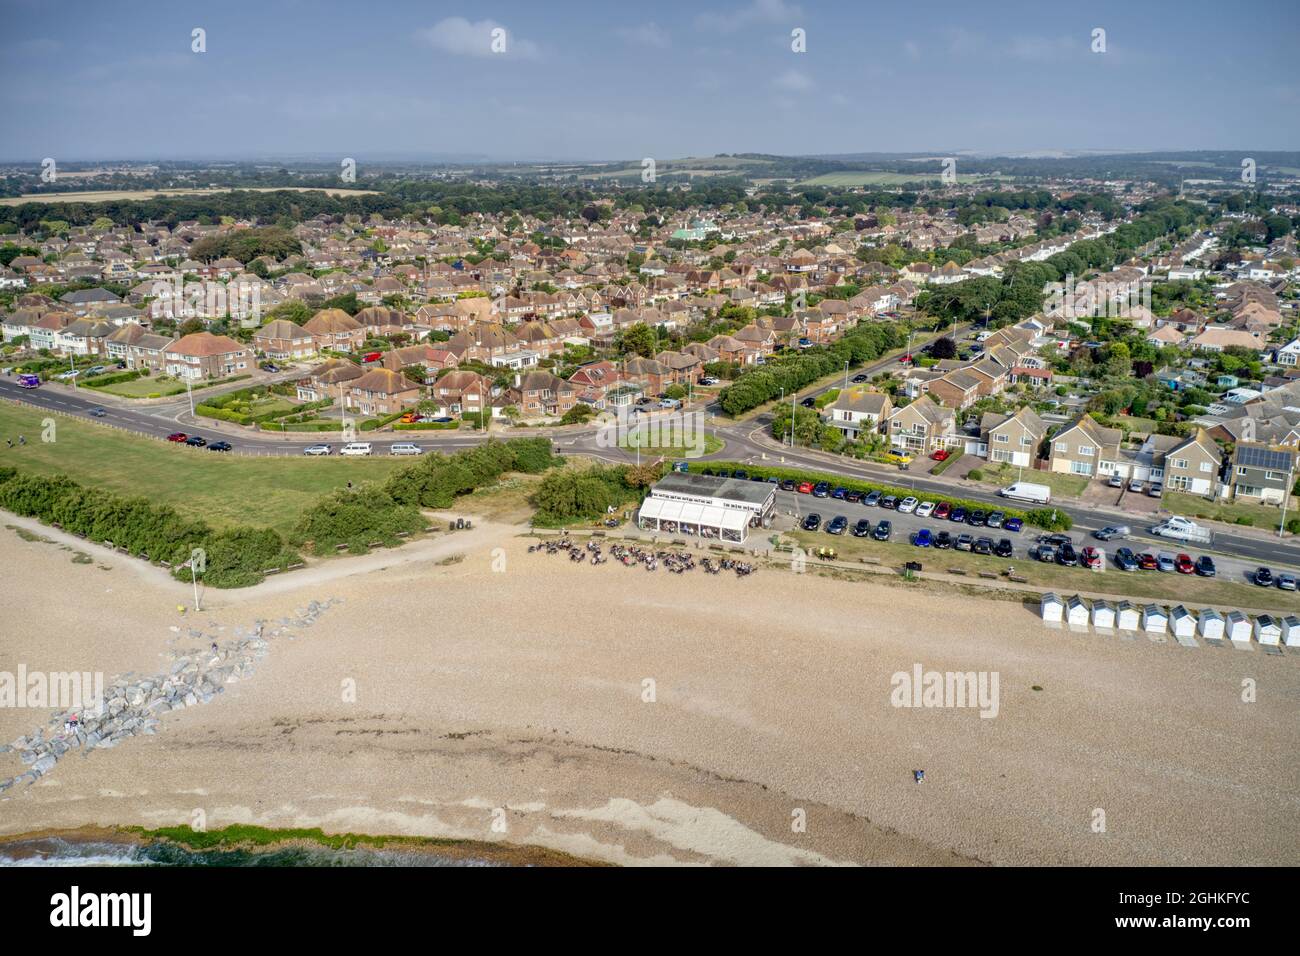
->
966 469 983 481
291 485 427 555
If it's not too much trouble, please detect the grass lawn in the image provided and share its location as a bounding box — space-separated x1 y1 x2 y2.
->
84 376 189 398
450 472 545 524
930 451 963 476
0 401 403 534
1162 491 1290 531
788 530 1300 614
968 462 1089 499
618 433 724 459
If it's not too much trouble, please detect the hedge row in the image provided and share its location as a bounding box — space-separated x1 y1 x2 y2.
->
360 409 408 431
687 460 1071 531
0 467 298 588
83 369 145 388
394 420 460 431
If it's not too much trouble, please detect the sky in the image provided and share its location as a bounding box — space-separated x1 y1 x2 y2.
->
1 0 1297 162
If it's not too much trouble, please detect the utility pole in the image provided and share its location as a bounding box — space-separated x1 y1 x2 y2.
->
1281 457 1295 538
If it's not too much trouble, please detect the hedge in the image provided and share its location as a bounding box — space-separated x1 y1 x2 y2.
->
360 409 408 431
381 437 558 511
687 460 1069 530
83 369 145 388
394 420 460 430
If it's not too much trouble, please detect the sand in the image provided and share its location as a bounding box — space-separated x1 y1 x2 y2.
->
1 516 1297 866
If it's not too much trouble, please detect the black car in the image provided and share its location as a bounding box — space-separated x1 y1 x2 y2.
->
812 482 831 498
994 538 1014 558
871 520 892 541
826 515 848 536
732 469 749 480
851 518 872 537
1114 547 1138 571
967 510 987 527
778 478 797 491
1254 567 1273 587
207 441 233 452
184 435 207 447
880 495 898 510
851 374 868 384
800 397 817 408
933 530 953 549
972 537 993 555
802 513 822 532
1056 543 1079 567
1194 555 1216 577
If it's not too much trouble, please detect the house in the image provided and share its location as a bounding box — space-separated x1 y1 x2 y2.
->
346 367 421 416
510 370 578 418
1161 429 1222 495
252 319 317 361
1228 443 1295 504
1189 327 1266 354
1047 414 1122 479
163 332 251 381
296 358 363 402
824 388 893 440
976 406 1046 468
429 370 491 417
884 395 958 454
928 370 982 410
303 309 366 351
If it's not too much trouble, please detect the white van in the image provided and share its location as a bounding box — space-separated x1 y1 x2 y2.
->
999 481 1052 504
340 442 373 457
389 442 424 456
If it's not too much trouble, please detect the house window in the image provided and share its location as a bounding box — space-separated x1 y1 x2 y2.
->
1079 445 1094 457
1054 441 1068 454
1237 466 1248 476
994 434 1009 443
1172 458 1188 470
1267 471 1284 481
1199 462 1212 473
1070 461 1094 476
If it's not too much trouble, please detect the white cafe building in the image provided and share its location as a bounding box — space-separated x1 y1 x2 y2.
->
637 473 776 543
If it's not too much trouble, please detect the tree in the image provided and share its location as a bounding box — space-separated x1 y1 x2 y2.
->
618 323 657 358
930 337 957 360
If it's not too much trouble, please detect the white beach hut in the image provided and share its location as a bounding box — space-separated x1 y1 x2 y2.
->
1066 595 1090 627
1091 599 1116 629
1116 600 1140 631
1169 605 1196 640
1142 604 1168 634
1282 615 1300 648
1040 592 1064 624
1255 614 1282 646
1197 608 1225 640
1225 610 1252 643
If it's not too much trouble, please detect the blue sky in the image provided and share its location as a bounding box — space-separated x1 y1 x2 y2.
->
2 0 1297 161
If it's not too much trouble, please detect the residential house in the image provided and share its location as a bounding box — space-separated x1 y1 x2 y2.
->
825 388 893 440
975 407 1047 468
1162 429 1223 496
885 395 958 454
163 332 251 381
252 319 317 361
347 367 421 416
1047 414 1122 479
1229 443 1295 504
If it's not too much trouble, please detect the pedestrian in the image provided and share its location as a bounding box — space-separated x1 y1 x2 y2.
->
17 435 25 445
4 439 10 449
346 481 353 490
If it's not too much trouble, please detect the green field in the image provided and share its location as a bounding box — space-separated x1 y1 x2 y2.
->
799 172 1012 187
969 463 1089 499
1163 491 1291 531
0 402 403 533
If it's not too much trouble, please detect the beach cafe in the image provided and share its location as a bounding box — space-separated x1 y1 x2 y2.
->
638 472 776 544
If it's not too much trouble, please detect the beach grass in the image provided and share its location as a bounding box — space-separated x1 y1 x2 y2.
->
0 401 403 533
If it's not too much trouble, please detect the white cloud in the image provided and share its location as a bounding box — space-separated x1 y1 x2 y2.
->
697 0 803 34
616 22 671 48
772 68 814 92
419 17 540 59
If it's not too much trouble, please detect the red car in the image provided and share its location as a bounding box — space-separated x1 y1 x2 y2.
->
1081 546 1102 569
933 502 952 520
1174 553 1195 574
899 354 913 364
166 432 188 442
1138 552 1159 571
797 481 813 494
930 449 950 461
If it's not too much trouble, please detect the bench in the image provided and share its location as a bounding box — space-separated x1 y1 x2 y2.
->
1008 575 1029 584
978 572 998 580
948 568 967 576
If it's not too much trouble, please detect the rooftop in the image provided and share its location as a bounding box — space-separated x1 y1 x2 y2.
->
653 472 775 507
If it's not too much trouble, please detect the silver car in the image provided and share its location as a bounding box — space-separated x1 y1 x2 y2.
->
303 443 332 456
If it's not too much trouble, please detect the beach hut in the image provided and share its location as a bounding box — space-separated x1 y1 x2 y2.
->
1197 608 1225 640
1255 614 1282 646
1170 605 1196 640
1040 592 1063 624
1091 599 1116 629
1066 595 1090 627
1225 610 1252 643
1142 604 1168 634
1282 615 1300 648
1116 600 1140 631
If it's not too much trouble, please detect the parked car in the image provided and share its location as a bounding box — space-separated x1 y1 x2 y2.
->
871 520 892 541
1081 546 1103 569
779 479 797 491
949 507 968 523
845 489 863 503
1147 482 1163 498
994 538 1014 558
390 443 424 456
1092 525 1130 541
1003 517 1023 533
1254 567 1274 587
184 435 207 447
1127 478 1144 493
1174 553 1195 575
972 537 993 555
851 518 872 537
863 490 882 507
915 501 935 518
897 496 918 514
1114 547 1138 571
802 513 822 532
1156 553 1176 573
86 365 106 376
986 511 1005 529
912 528 933 547
1056 543 1079 567
880 495 898 510
1034 544 1056 563
930 449 950 461
1278 572 1298 592
851 374 868 384
88 407 106 417
166 432 188 442
1107 475 1124 489
825 515 847 535
812 482 831 498
303 444 332 456
933 502 952 520
1194 555 1216 577
800 397 817 408
797 482 813 494
933 530 953 549
340 442 373 456
955 533 975 552
831 486 847 500
967 510 987 527
207 441 232 452
1137 552 1159 571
